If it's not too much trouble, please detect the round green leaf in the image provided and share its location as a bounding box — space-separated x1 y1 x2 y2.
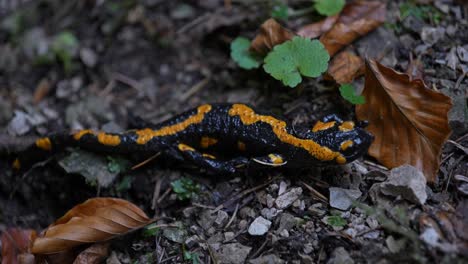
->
263 36 330 87
230 37 262 70
314 0 345 16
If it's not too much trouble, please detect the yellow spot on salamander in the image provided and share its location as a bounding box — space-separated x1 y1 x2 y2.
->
178 143 195 152
202 153 216 159
268 154 284 164
228 104 343 162
237 141 246 151
97 132 121 146
312 121 336 132
13 158 21 170
340 140 354 151
73 129 95 140
136 104 212 145
339 121 355 132
200 137 218 148
336 155 347 164
35 137 52 151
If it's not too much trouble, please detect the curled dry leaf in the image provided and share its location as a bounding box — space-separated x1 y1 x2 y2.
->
356 59 452 182
406 55 425 82
250 18 295 55
320 1 386 56
73 243 109 264
1 228 37 264
297 15 339 39
31 198 152 254
325 50 365 84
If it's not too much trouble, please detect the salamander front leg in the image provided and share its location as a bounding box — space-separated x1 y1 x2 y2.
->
175 143 249 174
251 153 287 167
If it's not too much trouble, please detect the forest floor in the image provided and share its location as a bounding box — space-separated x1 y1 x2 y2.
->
0 0 467 263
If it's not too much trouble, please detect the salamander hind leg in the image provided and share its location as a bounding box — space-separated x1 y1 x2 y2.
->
175 143 249 175
251 153 287 167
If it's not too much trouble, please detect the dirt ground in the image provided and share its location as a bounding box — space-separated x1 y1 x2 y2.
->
0 0 467 263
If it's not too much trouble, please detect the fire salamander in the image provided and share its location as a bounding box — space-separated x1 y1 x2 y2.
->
12 103 373 175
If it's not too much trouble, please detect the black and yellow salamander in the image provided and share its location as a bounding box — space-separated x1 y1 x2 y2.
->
12 103 373 174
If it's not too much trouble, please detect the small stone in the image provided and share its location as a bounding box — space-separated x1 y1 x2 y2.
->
420 27 445 45
215 210 229 226
278 181 288 195
299 254 314 264
185 235 199 248
308 203 326 216
215 243 251 264
7 111 31 135
446 47 458 71
249 254 285 264
275 187 302 209
380 165 428 205
248 216 271 236
303 243 314 254
266 194 275 208
326 247 354 264
261 208 281 220
224 232 235 242
457 46 468 63
363 230 380 239
420 227 440 247
344 228 357 238
197 210 217 230
279 229 289 237
366 217 379 229
386 236 405 253
446 25 457 37
277 213 296 232
329 187 362 211
80 47 98 67
238 220 248 230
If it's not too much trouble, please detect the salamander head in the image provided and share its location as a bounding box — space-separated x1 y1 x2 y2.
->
304 116 374 164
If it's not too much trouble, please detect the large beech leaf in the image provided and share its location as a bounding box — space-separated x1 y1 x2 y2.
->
250 18 295 56
320 1 386 56
1 228 36 264
356 60 452 182
32 198 152 254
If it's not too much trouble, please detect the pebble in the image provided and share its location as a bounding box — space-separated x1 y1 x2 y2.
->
326 247 354 264
80 47 98 67
261 208 281 220
329 187 362 211
215 243 251 264
275 187 302 209
380 165 428 205
420 27 445 45
248 216 271 236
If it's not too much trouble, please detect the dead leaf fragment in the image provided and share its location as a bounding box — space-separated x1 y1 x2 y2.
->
1 228 37 264
325 50 365 84
320 1 386 56
406 55 425 82
32 198 152 254
356 59 452 182
297 15 339 39
250 18 295 55
73 243 109 264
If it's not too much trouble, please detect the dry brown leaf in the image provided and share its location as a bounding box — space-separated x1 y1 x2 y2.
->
324 50 365 84
356 59 452 182
73 243 109 264
320 1 386 56
250 18 295 55
297 15 339 39
32 198 152 254
1 228 37 264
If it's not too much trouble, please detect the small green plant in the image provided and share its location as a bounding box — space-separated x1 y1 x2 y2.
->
230 37 262 70
399 2 442 24
264 37 329 87
339 84 366 105
143 223 161 237
271 0 289 20
116 175 132 192
326 215 347 227
183 245 200 264
313 0 345 16
171 177 201 200
107 156 130 174
230 36 330 87
51 31 79 73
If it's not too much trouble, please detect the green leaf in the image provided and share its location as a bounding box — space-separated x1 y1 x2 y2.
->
52 31 79 73
326 215 347 227
339 84 366 105
263 36 330 87
107 156 130 174
314 0 345 16
170 177 201 200
271 1 289 20
143 223 161 237
230 37 262 70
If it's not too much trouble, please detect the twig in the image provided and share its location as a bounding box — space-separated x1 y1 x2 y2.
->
152 172 164 210
180 77 211 102
192 202 217 210
157 187 172 204
249 238 269 259
177 13 210 34
224 203 239 230
132 152 161 170
301 181 328 203
113 72 142 91
363 160 389 171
